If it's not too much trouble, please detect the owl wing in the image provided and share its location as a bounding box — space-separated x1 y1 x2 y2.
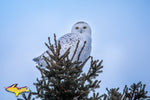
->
33 33 79 64
58 33 80 58
59 33 78 44
58 33 79 49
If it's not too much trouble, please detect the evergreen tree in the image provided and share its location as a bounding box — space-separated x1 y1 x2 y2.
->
103 82 150 100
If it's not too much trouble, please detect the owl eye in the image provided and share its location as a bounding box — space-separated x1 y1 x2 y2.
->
83 26 87 29
75 27 79 29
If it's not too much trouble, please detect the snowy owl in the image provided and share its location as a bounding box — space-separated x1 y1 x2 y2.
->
33 21 92 67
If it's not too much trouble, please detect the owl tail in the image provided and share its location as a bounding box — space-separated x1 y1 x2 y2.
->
33 57 40 63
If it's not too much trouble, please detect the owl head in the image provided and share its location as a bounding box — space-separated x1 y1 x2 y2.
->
71 21 91 35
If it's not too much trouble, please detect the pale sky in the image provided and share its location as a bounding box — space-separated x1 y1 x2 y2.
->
0 0 150 99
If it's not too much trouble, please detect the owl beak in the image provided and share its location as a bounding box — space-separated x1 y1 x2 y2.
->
80 29 83 33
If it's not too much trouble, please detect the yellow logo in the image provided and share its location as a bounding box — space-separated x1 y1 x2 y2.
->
4 84 30 97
